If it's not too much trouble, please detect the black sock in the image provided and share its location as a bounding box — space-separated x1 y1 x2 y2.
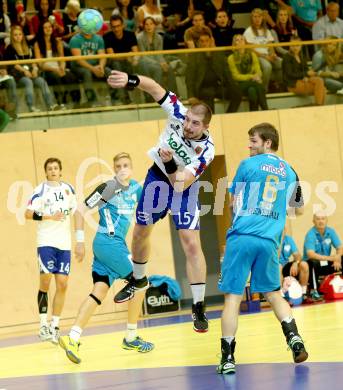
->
38 290 48 314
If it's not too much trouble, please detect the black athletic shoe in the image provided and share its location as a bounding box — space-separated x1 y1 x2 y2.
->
217 338 236 374
288 334 309 363
192 302 208 332
114 276 149 303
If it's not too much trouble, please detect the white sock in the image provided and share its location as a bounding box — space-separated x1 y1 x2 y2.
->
133 261 147 280
190 283 206 304
125 323 137 342
39 313 48 327
281 316 294 324
51 315 60 329
69 326 83 342
301 285 307 294
223 336 235 344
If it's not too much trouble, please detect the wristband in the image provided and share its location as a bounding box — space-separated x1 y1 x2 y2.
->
163 158 177 174
126 74 140 90
75 230 85 242
33 211 42 221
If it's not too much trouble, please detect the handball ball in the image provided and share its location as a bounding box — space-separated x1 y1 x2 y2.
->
77 9 103 35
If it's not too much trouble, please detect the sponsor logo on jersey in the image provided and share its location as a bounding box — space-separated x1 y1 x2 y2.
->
167 133 192 165
195 146 203 154
65 189 70 195
261 161 286 177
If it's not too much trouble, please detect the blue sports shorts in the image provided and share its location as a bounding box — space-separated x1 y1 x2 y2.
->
136 164 200 230
218 234 280 294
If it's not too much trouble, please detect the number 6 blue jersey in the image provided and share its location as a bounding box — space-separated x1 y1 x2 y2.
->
228 153 301 246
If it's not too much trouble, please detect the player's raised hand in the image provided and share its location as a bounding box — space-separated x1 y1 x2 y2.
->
74 242 85 262
107 70 128 89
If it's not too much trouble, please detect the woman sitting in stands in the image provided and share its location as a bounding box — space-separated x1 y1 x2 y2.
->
136 0 164 34
228 34 268 111
271 7 297 58
31 0 64 38
312 37 343 95
5 25 55 112
243 8 282 91
34 20 80 108
61 0 80 48
112 0 137 33
282 36 326 105
137 17 177 93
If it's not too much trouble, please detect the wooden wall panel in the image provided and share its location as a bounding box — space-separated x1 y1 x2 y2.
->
0 132 37 326
221 111 281 181
279 106 343 250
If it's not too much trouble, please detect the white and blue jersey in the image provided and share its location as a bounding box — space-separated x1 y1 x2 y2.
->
279 235 299 267
148 91 215 178
137 91 214 229
303 226 342 261
85 177 142 285
228 153 300 246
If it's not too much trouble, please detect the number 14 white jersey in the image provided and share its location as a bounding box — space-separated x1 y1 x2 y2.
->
148 91 215 178
27 181 77 250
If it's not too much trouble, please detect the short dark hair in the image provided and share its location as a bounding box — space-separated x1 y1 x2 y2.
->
248 123 279 151
192 11 204 20
190 101 212 125
110 14 124 24
44 157 62 171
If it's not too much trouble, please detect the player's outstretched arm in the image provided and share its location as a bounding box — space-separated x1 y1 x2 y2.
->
107 70 166 102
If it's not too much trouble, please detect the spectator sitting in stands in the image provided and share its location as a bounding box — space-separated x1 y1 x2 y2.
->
0 52 18 119
303 211 343 301
271 7 297 58
69 23 107 107
228 34 268 111
112 0 137 33
59 0 84 8
186 31 242 113
5 25 55 112
167 1 194 49
61 0 80 49
34 20 81 108
282 35 326 105
11 0 34 42
136 0 164 34
137 16 177 96
201 0 232 28
104 14 138 104
279 228 310 303
31 0 64 38
312 36 343 94
211 9 235 47
243 8 283 91
289 0 322 56
312 2 343 41
184 11 214 48
0 0 11 55
250 1 293 29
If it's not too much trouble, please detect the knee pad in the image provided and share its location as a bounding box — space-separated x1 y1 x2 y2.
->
89 293 102 305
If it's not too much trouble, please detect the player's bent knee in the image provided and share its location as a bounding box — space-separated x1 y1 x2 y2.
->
56 281 68 291
89 293 102 305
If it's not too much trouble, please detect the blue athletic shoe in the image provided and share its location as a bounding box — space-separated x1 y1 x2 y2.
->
122 336 154 353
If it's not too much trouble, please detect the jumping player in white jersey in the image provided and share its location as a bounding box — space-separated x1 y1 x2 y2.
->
25 158 85 344
107 70 215 332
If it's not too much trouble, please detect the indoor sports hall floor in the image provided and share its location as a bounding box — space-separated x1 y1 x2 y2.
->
0 301 342 390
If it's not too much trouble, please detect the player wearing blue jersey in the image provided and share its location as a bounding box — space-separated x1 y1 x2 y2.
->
25 158 85 344
303 212 343 300
217 123 308 375
59 153 154 365
107 71 215 332
279 231 310 303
